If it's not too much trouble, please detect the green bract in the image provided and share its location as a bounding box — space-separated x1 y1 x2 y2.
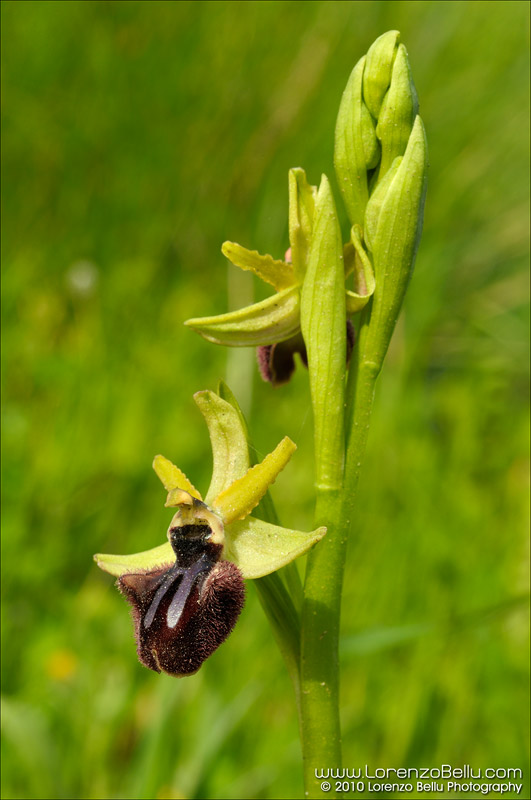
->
300 174 346 491
95 390 326 580
358 116 428 374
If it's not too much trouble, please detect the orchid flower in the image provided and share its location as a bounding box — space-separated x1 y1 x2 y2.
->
184 169 375 385
95 389 325 675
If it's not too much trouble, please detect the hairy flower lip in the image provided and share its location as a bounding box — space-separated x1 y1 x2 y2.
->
118 557 245 676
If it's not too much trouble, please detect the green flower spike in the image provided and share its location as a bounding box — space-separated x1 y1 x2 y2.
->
184 169 374 385
94 390 325 676
335 30 428 378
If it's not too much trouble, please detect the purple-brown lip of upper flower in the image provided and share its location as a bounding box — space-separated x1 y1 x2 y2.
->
257 320 355 387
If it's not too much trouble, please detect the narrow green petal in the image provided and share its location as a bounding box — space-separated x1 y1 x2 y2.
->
184 286 301 346
345 225 375 313
194 390 250 504
288 167 317 282
224 516 326 579
94 542 174 577
213 436 296 524
221 241 295 291
152 454 202 500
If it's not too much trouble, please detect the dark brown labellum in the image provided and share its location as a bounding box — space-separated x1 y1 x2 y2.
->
257 321 355 387
256 332 308 387
118 522 245 676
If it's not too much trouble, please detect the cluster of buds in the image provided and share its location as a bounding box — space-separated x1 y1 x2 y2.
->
334 30 428 374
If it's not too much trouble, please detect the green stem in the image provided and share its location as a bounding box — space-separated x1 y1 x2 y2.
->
343 315 379 509
299 312 380 799
300 488 348 797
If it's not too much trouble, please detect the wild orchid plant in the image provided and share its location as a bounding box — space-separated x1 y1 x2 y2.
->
95 31 427 798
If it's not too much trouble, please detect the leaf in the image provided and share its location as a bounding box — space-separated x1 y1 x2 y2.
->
224 516 326 579
184 285 301 346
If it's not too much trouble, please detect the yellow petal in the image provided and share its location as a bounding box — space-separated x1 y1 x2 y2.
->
213 437 296 524
152 455 202 500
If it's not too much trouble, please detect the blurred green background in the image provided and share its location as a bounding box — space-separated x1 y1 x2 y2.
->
2 1 529 798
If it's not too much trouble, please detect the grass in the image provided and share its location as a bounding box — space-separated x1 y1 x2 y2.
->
1 1 529 798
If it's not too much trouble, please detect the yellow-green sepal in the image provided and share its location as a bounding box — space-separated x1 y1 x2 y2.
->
94 542 174 577
94 513 325 581
193 390 250 504
184 285 300 346
213 437 296 524
224 516 326 579
221 241 295 291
